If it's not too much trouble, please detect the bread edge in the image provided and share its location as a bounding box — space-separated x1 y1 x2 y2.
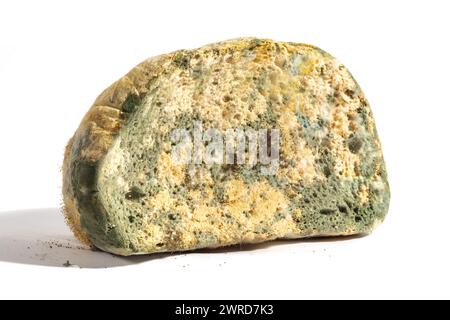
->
62 53 173 252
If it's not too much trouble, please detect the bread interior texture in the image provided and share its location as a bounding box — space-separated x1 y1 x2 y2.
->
93 39 389 254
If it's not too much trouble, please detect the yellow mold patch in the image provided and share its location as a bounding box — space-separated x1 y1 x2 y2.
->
157 152 186 186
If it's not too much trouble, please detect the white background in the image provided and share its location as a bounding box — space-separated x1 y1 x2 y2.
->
0 0 449 299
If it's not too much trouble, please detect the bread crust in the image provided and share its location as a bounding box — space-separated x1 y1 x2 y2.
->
62 54 171 250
